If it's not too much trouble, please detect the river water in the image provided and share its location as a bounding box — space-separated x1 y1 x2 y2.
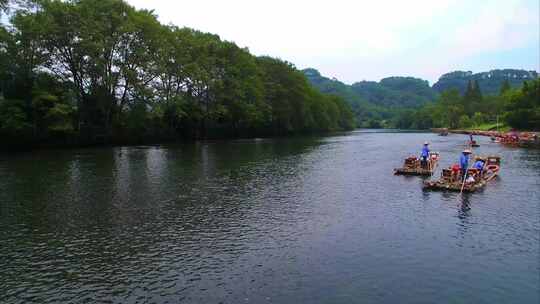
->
1 130 539 304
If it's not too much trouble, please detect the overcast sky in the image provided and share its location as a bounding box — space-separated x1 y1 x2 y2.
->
126 0 539 84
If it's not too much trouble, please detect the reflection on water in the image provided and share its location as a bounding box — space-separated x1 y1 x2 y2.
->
0 132 539 303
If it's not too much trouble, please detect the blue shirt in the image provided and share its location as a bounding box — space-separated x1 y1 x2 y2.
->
474 160 484 170
421 146 430 158
460 153 469 169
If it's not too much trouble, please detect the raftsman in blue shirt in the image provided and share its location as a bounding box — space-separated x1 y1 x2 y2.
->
421 146 430 158
460 153 469 169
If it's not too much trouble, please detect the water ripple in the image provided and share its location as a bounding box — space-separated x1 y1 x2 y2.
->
0 134 539 303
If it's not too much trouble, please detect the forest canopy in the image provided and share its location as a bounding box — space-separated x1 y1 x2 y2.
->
304 68 539 131
0 0 355 147
393 78 540 131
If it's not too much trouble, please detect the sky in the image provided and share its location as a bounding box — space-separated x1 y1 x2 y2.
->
126 0 539 84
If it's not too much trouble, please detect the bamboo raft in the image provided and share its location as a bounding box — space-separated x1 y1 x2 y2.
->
423 156 501 192
394 152 440 176
468 140 480 147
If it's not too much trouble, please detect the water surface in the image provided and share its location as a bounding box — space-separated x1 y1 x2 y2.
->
1 131 539 303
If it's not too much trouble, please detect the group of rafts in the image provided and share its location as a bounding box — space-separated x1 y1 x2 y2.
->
394 140 501 193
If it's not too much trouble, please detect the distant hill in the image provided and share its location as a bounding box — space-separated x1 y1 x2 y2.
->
303 68 435 108
351 77 436 108
302 67 538 128
303 68 380 127
432 69 538 95
302 68 437 127
302 68 361 104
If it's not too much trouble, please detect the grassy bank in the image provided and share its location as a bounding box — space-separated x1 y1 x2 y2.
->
468 123 511 132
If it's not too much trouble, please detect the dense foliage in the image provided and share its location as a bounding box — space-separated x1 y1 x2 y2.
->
303 68 435 127
0 0 355 147
396 78 540 131
433 69 538 95
504 79 540 130
305 68 538 130
351 77 436 108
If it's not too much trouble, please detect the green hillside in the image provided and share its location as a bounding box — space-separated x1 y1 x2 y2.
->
303 68 438 127
433 69 538 95
351 77 436 108
304 68 539 130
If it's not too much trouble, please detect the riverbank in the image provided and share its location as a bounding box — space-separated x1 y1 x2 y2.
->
431 127 537 137
448 129 538 138
430 128 540 148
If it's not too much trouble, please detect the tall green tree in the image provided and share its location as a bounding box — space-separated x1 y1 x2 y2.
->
0 0 9 12
462 80 482 115
499 79 511 95
505 79 540 130
34 0 162 137
1 0 356 147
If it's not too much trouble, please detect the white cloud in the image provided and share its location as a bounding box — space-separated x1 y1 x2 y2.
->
126 0 539 83
441 0 538 58
127 0 455 55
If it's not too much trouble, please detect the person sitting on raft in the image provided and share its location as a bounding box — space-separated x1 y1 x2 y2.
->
460 149 472 181
466 174 476 184
420 142 430 169
451 164 460 182
474 159 485 176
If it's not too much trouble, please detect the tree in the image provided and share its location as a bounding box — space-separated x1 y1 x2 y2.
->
34 0 163 137
458 115 472 128
0 99 32 138
0 0 9 12
472 80 483 100
438 89 464 128
472 112 485 126
0 0 356 147
500 79 511 95
0 11 47 104
505 79 540 130
463 80 482 115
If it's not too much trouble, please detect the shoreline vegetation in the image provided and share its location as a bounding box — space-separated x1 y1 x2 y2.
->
0 0 355 150
431 128 539 148
1 1 538 151
394 77 540 132
304 69 539 132
432 128 538 137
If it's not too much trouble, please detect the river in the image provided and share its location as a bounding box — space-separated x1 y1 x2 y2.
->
1 130 539 303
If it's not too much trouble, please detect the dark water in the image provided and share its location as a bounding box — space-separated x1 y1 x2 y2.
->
1 131 539 304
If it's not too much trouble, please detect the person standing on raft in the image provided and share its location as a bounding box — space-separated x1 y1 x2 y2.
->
460 149 472 181
421 142 430 169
